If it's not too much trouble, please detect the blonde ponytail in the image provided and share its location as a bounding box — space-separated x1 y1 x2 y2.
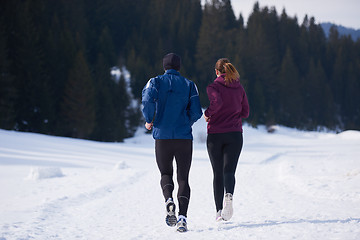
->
215 58 240 85
223 62 240 84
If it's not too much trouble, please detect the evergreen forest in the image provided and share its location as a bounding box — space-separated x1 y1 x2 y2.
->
1 0 360 142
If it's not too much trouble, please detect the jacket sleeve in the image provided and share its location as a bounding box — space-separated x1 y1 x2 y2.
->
187 82 203 125
141 78 159 123
240 88 250 118
204 84 222 118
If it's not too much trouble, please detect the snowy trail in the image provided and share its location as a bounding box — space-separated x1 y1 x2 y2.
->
1 121 360 239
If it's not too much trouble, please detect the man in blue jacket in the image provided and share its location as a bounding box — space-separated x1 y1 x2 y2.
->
142 53 202 232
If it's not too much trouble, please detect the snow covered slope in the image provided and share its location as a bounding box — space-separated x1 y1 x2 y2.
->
1 119 360 239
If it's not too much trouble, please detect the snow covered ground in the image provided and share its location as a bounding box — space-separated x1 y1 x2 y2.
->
1 118 360 240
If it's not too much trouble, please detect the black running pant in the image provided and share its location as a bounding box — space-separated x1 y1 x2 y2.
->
155 139 192 217
207 131 243 212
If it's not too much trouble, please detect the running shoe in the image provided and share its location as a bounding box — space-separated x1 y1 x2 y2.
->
176 215 188 232
221 193 233 221
216 210 223 221
165 198 177 227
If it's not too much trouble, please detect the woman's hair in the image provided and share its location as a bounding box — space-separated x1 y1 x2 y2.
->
215 58 240 85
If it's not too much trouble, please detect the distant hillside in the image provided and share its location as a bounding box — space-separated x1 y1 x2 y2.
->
321 22 360 41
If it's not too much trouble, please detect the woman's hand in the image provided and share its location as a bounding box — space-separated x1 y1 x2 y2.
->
204 114 210 122
145 122 153 130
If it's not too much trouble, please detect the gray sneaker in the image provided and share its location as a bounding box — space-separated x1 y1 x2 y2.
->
221 193 233 221
176 215 188 232
165 198 177 227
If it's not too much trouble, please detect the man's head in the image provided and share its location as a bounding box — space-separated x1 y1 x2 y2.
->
163 53 181 71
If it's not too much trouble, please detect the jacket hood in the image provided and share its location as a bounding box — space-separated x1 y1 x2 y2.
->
214 74 241 88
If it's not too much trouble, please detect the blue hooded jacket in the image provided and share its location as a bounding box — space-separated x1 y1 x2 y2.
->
142 69 202 139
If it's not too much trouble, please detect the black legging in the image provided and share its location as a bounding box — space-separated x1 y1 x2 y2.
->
155 139 192 217
207 131 243 212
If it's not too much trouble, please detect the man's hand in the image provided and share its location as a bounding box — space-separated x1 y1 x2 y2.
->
145 122 153 130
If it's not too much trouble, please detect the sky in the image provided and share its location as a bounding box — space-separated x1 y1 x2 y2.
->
202 0 360 29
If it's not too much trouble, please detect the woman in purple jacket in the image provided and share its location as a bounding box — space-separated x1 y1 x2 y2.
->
204 58 249 221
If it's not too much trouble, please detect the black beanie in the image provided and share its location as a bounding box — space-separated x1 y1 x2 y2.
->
163 53 181 71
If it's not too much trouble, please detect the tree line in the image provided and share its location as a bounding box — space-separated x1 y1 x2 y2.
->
195 1 360 130
1 0 359 142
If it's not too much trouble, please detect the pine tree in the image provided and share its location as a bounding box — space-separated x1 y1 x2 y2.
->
245 2 281 124
10 1 54 133
277 47 303 126
0 18 17 129
112 75 128 141
304 59 334 128
330 35 354 126
230 13 247 91
91 26 119 141
308 17 327 65
248 80 266 125
195 0 237 105
297 15 311 76
91 53 117 141
342 60 360 129
278 9 301 65
61 51 96 139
